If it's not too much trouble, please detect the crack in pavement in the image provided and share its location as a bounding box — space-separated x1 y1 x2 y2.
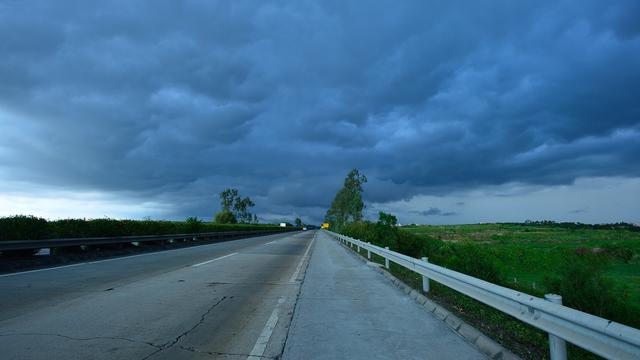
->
0 297 229 360
141 296 228 360
0 332 162 349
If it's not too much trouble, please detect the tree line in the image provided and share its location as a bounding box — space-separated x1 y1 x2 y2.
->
213 188 305 227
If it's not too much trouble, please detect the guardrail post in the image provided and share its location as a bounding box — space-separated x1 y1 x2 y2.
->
367 243 371 260
357 244 360 252
545 294 567 360
384 247 390 269
421 257 430 293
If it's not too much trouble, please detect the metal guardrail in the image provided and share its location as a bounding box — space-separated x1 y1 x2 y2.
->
325 230 640 360
0 229 295 252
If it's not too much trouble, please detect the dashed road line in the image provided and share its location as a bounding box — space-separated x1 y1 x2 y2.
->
192 252 238 267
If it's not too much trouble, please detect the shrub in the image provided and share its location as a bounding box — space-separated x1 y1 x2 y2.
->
0 215 49 241
341 220 439 260
185 217 203 233
601 244 635 263
214 210 237 224
0 215 279 243
444 243 502 284
342 221 398 249
544 252 633 324
0 215 49 256
395 230 423 258
420 236 446 263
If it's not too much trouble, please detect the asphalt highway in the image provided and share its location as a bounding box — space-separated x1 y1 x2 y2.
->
0 230 315 359
0 229 490 360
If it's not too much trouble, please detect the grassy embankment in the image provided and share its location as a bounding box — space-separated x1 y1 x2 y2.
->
341 221 640 360
402 223 640 302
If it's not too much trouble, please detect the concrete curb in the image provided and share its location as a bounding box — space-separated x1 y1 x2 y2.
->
341 243 521 360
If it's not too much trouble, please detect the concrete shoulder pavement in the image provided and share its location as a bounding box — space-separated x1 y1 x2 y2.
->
283 231 487 360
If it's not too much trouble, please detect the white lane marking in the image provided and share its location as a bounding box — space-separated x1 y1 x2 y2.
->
289 233 316 283
0 262 86 278
0 247 189 278
0 231 296 278
86 251 159 264
265 240 277 245
191 252 238 267
247 297 285 359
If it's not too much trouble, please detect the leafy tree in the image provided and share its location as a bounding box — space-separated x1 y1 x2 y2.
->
324 169 367 230
294 217 303 227
220 189 239 211
214 188 255 224
234 196 255 224
377 211 397 227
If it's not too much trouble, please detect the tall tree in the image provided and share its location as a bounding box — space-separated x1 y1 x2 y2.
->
234 196 255 224
324 169 367 230
220 189 239 211
294 217 303 227
214 188 256 224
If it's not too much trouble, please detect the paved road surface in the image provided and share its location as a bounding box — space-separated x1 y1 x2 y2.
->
0 230 315 359
283 231 486 360
1 230 489 359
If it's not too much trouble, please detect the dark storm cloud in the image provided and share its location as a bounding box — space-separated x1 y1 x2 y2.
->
410 208 457 217
569 207 589 214
0 0 639 222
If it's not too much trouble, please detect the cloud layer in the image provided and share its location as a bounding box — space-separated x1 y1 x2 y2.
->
1 1 639 223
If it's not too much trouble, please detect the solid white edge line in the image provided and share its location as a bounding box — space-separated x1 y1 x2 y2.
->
0 247 190 278
247 297 286 359
191 252 238 267
289 232 316 283
247 232 314 359
0 262 86 278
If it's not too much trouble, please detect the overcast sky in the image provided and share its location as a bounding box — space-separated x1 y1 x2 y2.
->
1 1 639 224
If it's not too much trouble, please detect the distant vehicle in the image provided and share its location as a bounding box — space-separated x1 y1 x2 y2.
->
321 223 330 229
302 227 307 230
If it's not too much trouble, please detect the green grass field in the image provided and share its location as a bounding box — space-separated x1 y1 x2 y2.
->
402 223 640 309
